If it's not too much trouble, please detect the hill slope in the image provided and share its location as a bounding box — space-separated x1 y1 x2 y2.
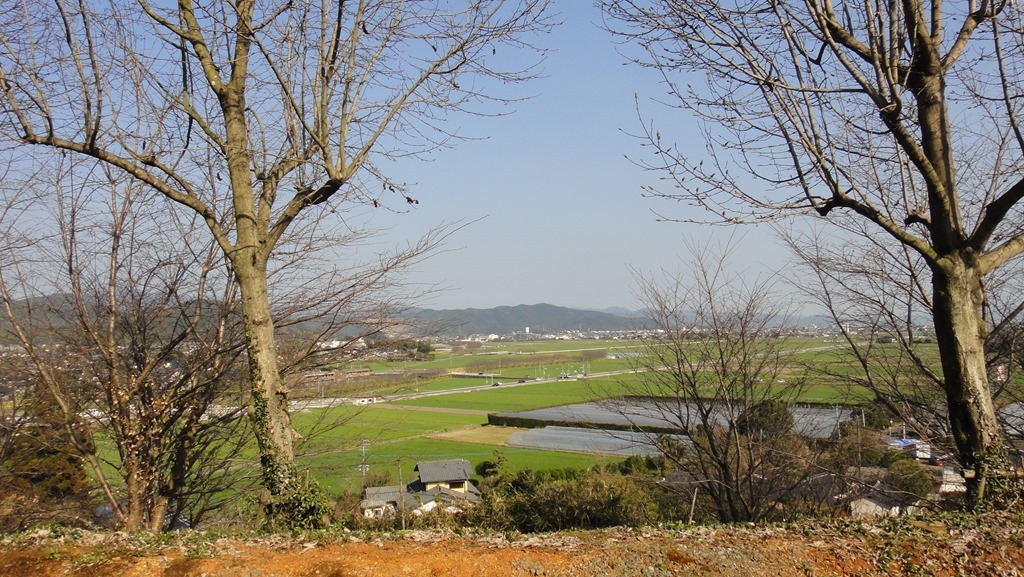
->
3 518 1022 576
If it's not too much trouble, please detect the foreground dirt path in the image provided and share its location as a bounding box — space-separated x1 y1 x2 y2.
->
2 521 1022 577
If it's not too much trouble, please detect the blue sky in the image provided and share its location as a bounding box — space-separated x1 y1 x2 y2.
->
374 2 787 311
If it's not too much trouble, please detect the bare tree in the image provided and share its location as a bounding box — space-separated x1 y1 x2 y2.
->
787 224 1024 454
0 159 251 531
785 227 951 440
620 247 821 522
982 257 1024 441
603 0 1024 504
0 0 553 522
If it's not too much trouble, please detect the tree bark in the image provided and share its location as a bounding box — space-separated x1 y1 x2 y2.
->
234 260 298 498
218 63 304 508
931 254 1002 504
122 452 147 531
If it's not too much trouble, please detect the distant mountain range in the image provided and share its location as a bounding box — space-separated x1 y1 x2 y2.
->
412 303 645 337
0 292 830 343
0 294 643 342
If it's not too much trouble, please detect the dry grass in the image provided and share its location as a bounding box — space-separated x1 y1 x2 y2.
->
428 425 525 445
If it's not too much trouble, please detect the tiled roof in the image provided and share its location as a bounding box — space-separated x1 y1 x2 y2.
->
360 485 422 510
421 485 482 505
415 459 472 483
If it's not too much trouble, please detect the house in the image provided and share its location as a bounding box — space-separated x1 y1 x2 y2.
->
360 485 421 519
409 459 475 494
360 459 481 518
887 438 932 460
407 459 481 512
938 465 967 493
845 481 920 518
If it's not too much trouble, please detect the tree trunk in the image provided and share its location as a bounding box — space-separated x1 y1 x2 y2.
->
932 255 1002 505
148 496 169 533
234 262 298 498
122 453 146 531
218 75 307 517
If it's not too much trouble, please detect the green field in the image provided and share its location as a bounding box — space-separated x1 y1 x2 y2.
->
272 327 1021 496
89 337 949 503
288 336 885 495
292 405 486 443
84 333 1024 523
358 339 643 379
391 376 631 412
289 400 615 494
301 437 607 495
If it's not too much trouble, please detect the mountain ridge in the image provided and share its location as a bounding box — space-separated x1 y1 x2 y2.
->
412 302 643 337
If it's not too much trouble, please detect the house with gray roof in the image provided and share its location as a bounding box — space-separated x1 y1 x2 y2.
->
409 459 475 493
360 485 420 519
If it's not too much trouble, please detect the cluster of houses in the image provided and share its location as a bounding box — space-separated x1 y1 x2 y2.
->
798 466 965 519
360 459 481 518
361 442 970 521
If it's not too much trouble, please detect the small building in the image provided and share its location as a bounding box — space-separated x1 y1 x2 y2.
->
410 459 474 494
939 465 967 493
888 438 931 460
360 485 420 519
845 481 920 518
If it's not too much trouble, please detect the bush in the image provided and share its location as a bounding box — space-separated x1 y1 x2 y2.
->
827 426 888 468
860 446 885 467
0 393 95 531
859 404 897 430
264 476 331 531
884 459 934 501
3 394 93 499
611 455 662 476
879 448 911 467
472 470 660 532
475 451 507 478
736 400 793 438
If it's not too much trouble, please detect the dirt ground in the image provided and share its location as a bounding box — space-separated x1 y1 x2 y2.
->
430 425 525 444
2 518 1023 577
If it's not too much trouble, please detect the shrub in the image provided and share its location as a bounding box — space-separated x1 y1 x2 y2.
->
264 475 331 531
0 394 95 531
736 400 794 438
884 459 934 502
879 448 911 467
860 404 897 430
474 471 660 532
475 451 507 478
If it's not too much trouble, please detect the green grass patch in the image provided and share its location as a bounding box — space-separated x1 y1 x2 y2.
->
392 377 630 412
293 405 486 445
476 340 642 354
366 340 644 371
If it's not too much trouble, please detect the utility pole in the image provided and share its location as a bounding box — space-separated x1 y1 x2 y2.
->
358 438 369 487
398 458 406 531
